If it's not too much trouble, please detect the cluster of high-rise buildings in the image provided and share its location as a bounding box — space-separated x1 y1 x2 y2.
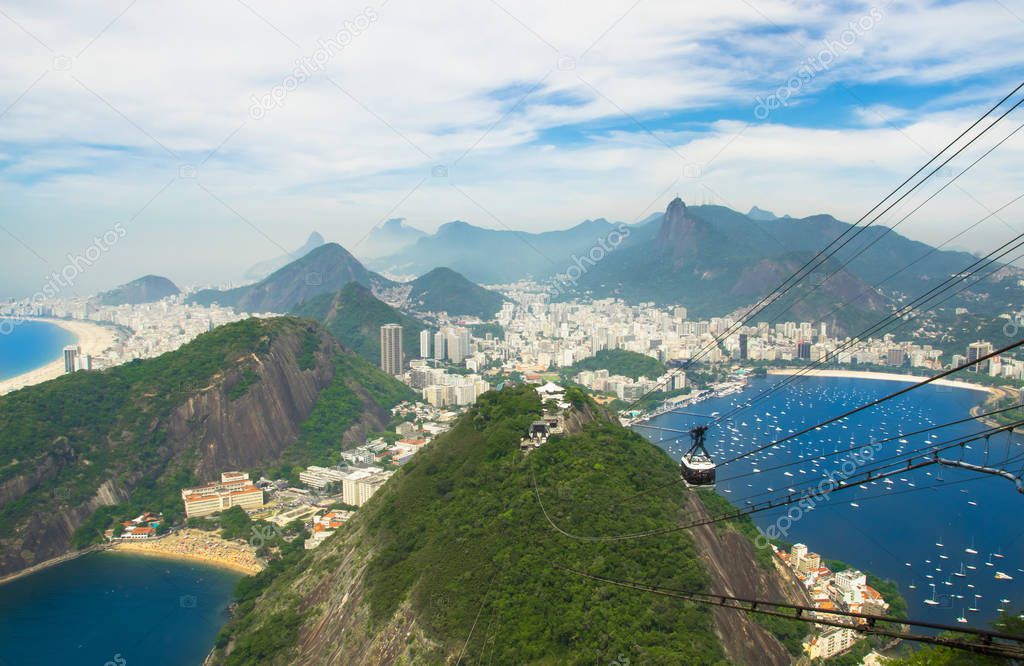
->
408 361 492 406
419 325 472 364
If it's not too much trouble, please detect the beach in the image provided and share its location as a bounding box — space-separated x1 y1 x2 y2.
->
767 368 996 394
110 529 265 576
0 317 117 395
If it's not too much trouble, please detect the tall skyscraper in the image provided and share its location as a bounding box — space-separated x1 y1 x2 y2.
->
433 331 447 361
966 340 993 373
63 345 81 374
419 329 432 358
738 333 748 361
380 324 404 376
796 341 811 360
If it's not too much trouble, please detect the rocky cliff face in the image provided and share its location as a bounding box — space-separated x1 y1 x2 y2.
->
0 321 381 577
686 494 811 665
165 330 336 478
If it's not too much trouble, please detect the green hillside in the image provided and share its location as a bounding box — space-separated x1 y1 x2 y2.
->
564 348 666 380
0 317 412 575
291 283 426 364
406 267 506 319
212 386 729 664
189 243 393 313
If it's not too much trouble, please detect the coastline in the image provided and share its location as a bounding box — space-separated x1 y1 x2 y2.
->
0 544 111 586
109 529 265 576
766 368 996 395
0 317 117 396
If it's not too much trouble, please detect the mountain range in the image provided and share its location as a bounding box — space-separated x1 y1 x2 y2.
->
363 198 1021 332
359 218 426 259
191 244 507 320
365 218 632 284
190 244 392 314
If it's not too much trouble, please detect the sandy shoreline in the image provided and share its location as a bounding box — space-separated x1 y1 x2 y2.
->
109 529 265 576
767 368 996 394
0 317 118 396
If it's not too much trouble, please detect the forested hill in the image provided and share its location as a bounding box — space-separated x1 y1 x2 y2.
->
210 385 798 665
291 283 426 364
563 348 667 380
0 317 412 577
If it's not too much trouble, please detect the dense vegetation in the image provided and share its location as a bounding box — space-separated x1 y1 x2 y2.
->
0 318 285 539
406 266 506 319
469 321 505 339
563 348 667 380
0 317 413 562
270 351 415 481
291 283 426 364
215 385 735 664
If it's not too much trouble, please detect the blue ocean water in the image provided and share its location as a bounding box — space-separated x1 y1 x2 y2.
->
646 375 1024 629
0 320 77 381
0 552 241 665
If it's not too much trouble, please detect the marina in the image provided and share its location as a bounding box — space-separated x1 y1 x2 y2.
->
641 374 1024 628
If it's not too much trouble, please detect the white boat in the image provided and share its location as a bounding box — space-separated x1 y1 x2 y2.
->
924 585 940 606
995 572 1013 581
957 611 968 623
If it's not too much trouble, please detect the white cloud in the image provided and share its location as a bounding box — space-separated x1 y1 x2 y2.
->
0 0 1021 296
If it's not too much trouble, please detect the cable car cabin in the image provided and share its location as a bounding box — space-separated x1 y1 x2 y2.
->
681 425 716 487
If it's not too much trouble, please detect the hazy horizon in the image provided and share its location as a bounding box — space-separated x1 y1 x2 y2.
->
1 1 1022 297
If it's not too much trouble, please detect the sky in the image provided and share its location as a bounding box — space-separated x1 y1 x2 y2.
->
1 0 1023 298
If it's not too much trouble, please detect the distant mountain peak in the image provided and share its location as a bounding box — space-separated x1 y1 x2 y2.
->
244 230 326 280
97 274 180 305
747 206 778 221
380 218 417 232
657 198 702 249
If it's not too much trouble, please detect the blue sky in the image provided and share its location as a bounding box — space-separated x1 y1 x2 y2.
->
0 0 1022 297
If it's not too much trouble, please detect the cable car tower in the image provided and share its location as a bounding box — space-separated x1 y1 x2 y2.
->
681 424 716 487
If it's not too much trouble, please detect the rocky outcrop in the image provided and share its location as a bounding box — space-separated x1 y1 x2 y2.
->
686 494 811 665
166 329 336 478
0 322 383 577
